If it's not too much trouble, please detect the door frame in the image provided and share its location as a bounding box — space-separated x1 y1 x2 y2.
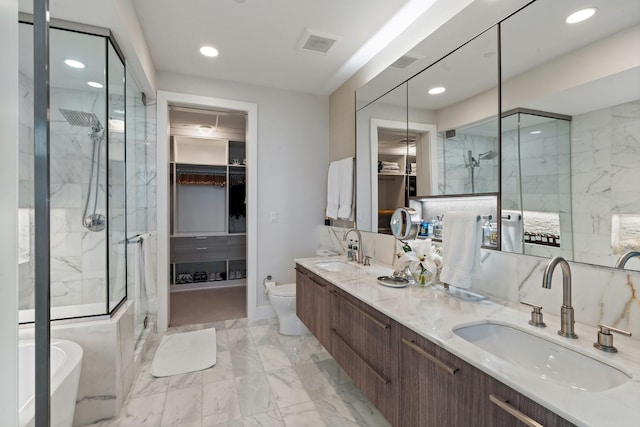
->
156 90 258 332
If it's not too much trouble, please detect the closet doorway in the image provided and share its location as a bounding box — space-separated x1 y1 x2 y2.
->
168 105 248 327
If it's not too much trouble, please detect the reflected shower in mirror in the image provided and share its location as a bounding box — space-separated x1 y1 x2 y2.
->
438 118 499 195
501 0 640 269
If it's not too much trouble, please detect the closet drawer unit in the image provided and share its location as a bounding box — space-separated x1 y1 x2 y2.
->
171 236 227 263
227 235 246 259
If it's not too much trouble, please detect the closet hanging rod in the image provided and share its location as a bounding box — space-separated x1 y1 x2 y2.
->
177 168 226 176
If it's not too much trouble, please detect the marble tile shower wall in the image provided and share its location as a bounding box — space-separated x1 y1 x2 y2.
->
317 225 640 341
502 118 573 259
436 132 498 194
571 99 640 266
19 72 111 309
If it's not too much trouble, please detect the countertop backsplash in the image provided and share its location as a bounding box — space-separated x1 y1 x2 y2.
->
317 225 640 341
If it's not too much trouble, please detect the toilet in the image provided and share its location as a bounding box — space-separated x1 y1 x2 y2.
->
264 282 309 335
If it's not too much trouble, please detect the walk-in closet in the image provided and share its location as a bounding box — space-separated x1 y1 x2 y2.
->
168 107 248 325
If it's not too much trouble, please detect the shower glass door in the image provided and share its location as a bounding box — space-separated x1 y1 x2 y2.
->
18 21 128 321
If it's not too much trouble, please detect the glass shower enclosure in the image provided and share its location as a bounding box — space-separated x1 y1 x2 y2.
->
501 109 573 258
18 20 141 321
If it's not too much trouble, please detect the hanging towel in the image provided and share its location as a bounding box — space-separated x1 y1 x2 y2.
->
137 233 157 313
501 216 523 253
337 157 354 220
326 157 354 220
325 161 340 219
440 212 482 289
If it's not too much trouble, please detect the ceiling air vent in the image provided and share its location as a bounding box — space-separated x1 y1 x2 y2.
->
298 29 341 54
390 53 422 70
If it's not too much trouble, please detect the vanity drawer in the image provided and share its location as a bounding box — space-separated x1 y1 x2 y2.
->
329 286 396 377
171 236 227 262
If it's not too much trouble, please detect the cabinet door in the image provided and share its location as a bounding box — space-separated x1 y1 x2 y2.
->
399 327 484 427
295 266 330 349
329 286 398 425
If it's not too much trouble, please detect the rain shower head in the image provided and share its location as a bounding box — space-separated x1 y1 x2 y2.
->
59 109 103 132
478 150 497 160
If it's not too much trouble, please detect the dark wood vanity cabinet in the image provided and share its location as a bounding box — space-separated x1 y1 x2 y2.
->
399 325 576 427
399 327 484 426
295 265 330 349
296 265 575 427
329 285 398 426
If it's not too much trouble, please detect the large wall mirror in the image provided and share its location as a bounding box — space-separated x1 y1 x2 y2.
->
355 0 640 270
356 24 499 232
500 0 640 268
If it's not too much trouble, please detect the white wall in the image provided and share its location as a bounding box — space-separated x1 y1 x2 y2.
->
0 1 18 425
157 71 329 317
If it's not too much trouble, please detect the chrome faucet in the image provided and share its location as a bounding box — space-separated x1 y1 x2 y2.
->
542 256 578 339
615 251 640 269
343 228 364 264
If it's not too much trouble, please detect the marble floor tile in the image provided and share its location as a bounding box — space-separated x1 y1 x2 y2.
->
242 410 285 427
160 386 203 426
235 373 278 417
314 393 363 427
231 346 265 377
118 392 165 426
202 379 242 423
202 350 234 384
168 370 203 391
265 367 312 408
249 323 282 347
105 317 389 427
256 344 293 371
280 401 327 427
129 364 170 398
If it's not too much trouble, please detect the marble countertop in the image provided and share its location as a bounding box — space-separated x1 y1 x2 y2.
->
295 256 640 427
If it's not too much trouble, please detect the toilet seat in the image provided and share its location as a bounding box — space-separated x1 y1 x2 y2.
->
268 283 296 297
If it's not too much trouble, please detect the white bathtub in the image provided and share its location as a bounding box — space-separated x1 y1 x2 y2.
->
19 339 83 427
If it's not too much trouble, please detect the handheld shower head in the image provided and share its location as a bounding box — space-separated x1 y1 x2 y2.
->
59 109 106 232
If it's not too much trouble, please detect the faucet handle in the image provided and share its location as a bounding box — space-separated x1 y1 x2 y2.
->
594 323 632 353
520 300 546 328
363 256 371 266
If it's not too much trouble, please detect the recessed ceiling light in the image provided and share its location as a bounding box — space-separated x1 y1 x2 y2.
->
530 130 542 135
87 81 103 89
199 125 213 135
200 46 219 57
428 86 446 95
566 7 597 24
64 59 85 69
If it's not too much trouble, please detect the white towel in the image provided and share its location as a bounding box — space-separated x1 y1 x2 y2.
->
501 217 523 253
440 212 482 289
325 161 340 219
337 157 354 220
137 233 157 313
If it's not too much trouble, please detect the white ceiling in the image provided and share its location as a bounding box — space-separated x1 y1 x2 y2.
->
19 0 421 96
131 0 412 95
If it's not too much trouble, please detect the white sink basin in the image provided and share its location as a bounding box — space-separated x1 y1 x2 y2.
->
453 322 632 392
314 261 362 274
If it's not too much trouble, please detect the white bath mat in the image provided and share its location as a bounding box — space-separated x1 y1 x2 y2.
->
151 328 216 377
